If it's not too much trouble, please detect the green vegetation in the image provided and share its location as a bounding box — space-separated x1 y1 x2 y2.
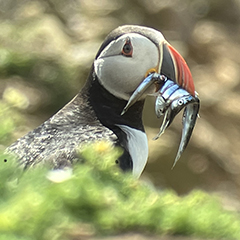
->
0 47 82 115
0 142 240 240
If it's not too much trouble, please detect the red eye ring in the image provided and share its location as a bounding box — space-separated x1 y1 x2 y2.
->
122 38 133 57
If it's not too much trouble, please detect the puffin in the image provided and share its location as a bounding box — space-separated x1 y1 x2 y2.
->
7 25 198 178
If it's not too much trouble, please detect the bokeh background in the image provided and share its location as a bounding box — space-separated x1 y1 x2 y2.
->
1 0 240 210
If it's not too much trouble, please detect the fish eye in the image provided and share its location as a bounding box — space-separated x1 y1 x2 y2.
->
178 99 184 105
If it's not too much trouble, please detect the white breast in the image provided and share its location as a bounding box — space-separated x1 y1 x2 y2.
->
117 124 148 178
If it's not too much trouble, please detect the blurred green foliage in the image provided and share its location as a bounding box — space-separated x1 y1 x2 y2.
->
0 102 23 145
0 47 81 114
0 142 240 240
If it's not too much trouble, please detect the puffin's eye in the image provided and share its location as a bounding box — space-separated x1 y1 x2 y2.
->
122 38 133 57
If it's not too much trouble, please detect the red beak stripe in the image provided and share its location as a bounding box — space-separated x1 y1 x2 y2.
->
167 44 195 96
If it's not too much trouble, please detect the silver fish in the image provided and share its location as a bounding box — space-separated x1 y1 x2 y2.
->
122 73 200 167
154 77 199 167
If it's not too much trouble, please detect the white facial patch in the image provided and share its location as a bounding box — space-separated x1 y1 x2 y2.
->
94 33 159 100
117 124 148 178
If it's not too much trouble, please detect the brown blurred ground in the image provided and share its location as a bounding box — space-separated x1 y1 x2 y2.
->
1 0 240 211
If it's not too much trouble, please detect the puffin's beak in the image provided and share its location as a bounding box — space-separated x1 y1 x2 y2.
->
122 42 200 166
161 43 195 96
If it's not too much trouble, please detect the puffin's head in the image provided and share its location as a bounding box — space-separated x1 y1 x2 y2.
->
94 25 195 101
91 25 199 176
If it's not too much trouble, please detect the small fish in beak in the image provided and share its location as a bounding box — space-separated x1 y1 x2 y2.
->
173 97 199 168
122 73 199 167
154 76 200 167
121 73 164 115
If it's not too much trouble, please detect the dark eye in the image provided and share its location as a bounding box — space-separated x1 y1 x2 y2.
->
122 38 133 57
